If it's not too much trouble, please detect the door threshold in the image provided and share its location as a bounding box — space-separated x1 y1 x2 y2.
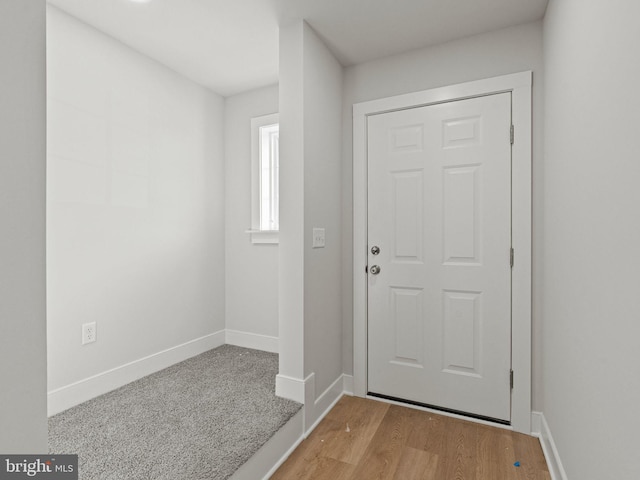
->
367 392 510 426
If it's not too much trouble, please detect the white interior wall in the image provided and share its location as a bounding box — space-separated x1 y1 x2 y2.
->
278 22 306 391
9 5 640 475
278 21 344 427
301 23 344 424
341 20 544 409
224 84 279 344
0 0 48 453
543 2 640 479
46 7 225 409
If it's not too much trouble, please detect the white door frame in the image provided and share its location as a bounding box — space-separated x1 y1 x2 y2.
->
352 71 532 434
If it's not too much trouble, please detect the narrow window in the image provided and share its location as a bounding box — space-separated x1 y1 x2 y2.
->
248 113 279 244
259 122 279 231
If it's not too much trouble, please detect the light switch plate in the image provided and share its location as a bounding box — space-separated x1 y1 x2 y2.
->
312 228 325 248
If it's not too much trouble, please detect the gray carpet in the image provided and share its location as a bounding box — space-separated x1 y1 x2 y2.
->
48 345 302 480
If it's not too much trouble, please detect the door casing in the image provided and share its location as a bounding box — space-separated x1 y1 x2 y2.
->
352 71 532 434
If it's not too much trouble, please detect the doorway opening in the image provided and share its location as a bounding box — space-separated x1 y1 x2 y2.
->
352 71 532 433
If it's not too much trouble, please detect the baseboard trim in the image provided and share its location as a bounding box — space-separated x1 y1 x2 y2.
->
47 330 226 416
531 410 542 435
240 374 352 478
304 373 348 435
225 329 278 353
230 409 304 480
275 374 306 403
531 411 568 480
343 374 354 395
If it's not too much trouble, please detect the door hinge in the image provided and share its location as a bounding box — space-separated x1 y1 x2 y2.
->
365 265 368 274
510 124 514 145
510 247 514 268
510 369 514 389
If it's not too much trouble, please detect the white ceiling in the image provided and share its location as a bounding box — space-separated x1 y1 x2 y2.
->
47 0 548 97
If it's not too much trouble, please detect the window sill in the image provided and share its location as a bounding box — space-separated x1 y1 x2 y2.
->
245 229 279 245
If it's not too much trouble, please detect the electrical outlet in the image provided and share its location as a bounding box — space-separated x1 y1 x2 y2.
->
82 322 96 345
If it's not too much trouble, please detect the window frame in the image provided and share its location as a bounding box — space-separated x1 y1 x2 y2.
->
248 113 279 244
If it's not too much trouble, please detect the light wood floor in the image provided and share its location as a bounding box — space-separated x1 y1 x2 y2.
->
271 396 550 480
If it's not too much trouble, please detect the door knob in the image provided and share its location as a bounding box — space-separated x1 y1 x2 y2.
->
371 245 380 255
370 265 381 275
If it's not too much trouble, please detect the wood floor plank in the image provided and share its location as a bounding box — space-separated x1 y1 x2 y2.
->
435 416 478 480
476 424 517 480
392 446 439 480
349 405 414 480
405 409 448 453
319 395 390 465
510 431 552 480
271 453 355 480
271 397 551 480
269 436 322 479
271 396 388 479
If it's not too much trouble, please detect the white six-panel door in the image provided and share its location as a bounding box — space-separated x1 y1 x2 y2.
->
367 93 512 421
